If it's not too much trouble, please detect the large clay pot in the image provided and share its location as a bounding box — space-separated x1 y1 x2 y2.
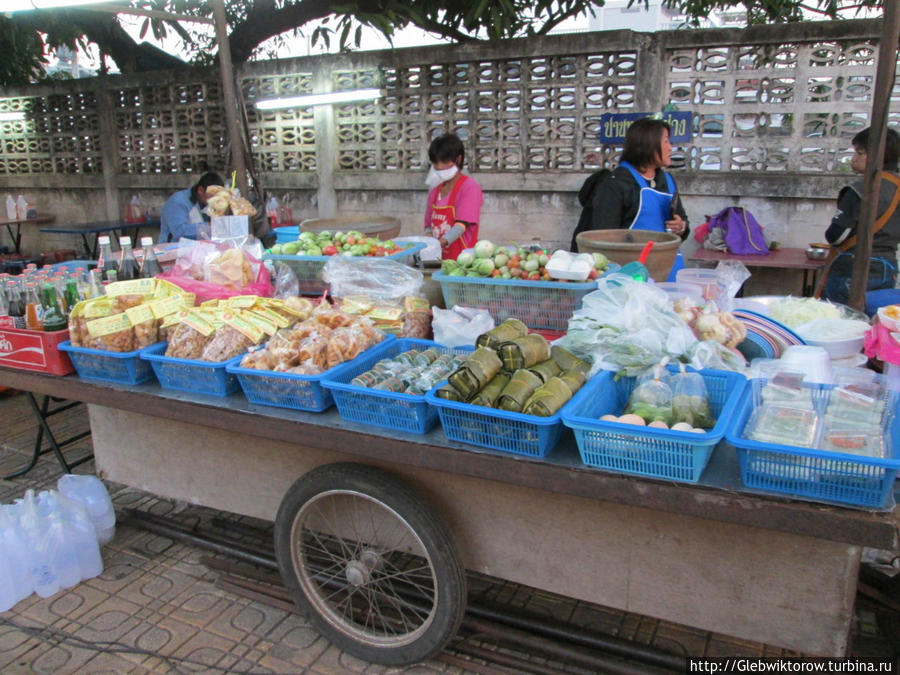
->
575 229 681 282
299 216 401 240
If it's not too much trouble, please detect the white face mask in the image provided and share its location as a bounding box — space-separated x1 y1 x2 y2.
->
425 165 458 189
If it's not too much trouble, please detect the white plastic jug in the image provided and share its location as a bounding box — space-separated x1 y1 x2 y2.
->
35 491 81 590
56 493 103 580
57 474 116 545
0 505 33 603
20 491 60 598
5 195 15 220
15 195 27 220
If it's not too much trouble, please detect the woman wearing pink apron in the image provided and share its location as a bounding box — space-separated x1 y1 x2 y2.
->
424 134 483 260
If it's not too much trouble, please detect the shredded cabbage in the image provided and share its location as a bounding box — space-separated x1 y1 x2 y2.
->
769 297 841 328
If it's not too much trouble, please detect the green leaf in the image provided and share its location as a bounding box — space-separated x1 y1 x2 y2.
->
139 18 149 40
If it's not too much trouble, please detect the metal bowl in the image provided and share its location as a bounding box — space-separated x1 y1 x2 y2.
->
805 247 828 261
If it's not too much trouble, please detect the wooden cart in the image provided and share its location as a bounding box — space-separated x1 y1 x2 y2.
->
1 366 897 664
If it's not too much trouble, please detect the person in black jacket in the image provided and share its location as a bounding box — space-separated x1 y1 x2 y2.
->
571 119 689 277
823 127 900 305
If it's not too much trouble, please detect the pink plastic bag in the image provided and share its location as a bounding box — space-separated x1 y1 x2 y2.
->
159 254 273 303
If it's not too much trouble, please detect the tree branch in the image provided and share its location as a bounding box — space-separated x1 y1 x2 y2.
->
227 0 334 63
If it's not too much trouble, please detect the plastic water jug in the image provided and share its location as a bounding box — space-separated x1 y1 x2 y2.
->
20 490 60 598
5 195 15 220
57 474 116 545
0 505 33 603
56 492 103 580
35 491 81 591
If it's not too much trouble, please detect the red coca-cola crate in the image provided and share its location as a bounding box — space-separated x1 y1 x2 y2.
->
0 325 73 375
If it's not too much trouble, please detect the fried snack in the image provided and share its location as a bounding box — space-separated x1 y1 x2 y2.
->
132 318 158 350
325 326 370 369
230 197 257 216
112 295 144 312
206 192 231 217
207 248 254 289
205 185 226 196
68 315 87 347
312 305 353 329
294 334 328 372
165 322 211 359
200 325 253 362
239 349 271 370
284 296 314 320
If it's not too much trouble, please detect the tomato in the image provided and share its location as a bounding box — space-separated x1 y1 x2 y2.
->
508 257 520 269
527 272 541 281
588 268 599 279
491 269 502 277
323 245 338 256
346 235 357 245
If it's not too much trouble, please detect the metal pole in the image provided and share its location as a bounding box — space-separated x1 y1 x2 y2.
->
211 0 249 198
849 3 900 310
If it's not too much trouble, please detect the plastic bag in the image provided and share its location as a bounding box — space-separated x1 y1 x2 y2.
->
432 305 495 348
273 262 300 299
670 363 715 429
626 365 673 424
161 238 273 302
323 257 423 304
714 260 750 312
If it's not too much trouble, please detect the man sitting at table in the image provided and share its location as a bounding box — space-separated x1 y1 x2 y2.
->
823 127 900 304
159 172 224 243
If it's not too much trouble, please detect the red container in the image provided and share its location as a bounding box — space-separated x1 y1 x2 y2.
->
0 326 74 375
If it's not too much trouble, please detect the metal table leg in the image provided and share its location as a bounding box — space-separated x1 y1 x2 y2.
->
1 393 93 480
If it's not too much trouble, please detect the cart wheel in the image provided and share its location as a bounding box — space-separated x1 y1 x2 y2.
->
274 462 466 666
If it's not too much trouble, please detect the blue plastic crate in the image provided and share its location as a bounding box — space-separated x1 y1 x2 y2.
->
432 270 606 331
140 343 242 397
725 380 900 510
561 366 747 483
322 338 474 434
265 243 426 296
59 340 159 385
424 377 592 458
226 335 395 412
273 226 299 245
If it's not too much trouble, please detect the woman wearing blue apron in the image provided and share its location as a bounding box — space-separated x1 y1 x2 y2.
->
584 118 689 281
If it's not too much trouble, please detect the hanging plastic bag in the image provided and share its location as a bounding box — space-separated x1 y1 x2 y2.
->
625 364 673 425
432 305 495 348
670 363 716 429
272 262 300 299
323 257 423 304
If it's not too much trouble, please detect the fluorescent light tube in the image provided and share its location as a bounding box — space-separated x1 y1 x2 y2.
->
0 112 26 121
255 88 384 110
6 0 122 10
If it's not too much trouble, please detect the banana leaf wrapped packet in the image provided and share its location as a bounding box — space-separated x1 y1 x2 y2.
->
476 318 528 351
434 385 463 402
551 345 590 374
497 369 543 412
557 368 587 394
448 346 503 399
467 372 510 408
523 376 574 417
527 358 561 383
499 334 551 372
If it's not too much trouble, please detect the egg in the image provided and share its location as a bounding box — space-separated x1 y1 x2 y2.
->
690 427 706 433
671 422 693 432
648 420 669 429
617 414 646 426
599 414 618 422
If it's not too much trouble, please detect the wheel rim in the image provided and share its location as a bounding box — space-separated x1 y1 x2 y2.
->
290 489 440 648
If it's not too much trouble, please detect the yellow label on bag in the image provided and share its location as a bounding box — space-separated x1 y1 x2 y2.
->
241 311 277 336
148 294 183 319
269 298 311 318
200 298 221 308
124 304 155 325
161 313 182 329
87 312 132 338
83 299 112 319
341 296 374 315
369 306 403 321
222 311 263 343
105 278 155 298
249 305 291 328
403 296 431 312
227 295 258 309
180 310 215 337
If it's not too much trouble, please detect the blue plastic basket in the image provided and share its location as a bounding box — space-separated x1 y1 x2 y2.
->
265 243 426 295
322 338 474 434
140 343 242 397
561 366 747 483
725 380 900 510
273 226 300 245
59 340 159 385
51 259 96 274
432 270 603 331
424 377 592 458
226 335 396 412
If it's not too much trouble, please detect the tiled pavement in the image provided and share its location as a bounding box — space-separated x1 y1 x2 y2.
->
0 390 896 674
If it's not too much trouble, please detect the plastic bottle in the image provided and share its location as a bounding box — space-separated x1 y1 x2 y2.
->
34 492 81 591
87 268 104 298
24 282 42 330
117 237 139 281
20 490 60 598
58 474 116 545
105 269 118 284
0 506 32 604
5 195 15 220
96 235 117 278
41 282 67 332
15 195 27 220
54 492 103 580
0 281 8 321
138 236 162 278
266 196 279 229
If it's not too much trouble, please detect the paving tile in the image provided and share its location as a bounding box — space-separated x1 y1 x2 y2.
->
166 579 236 629
80 650 155 674
28 642 98 674
83 553 147 595
169 628 238 670
206 597 289 643
71 596 144 644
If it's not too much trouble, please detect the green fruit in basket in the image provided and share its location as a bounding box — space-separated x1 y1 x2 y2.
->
298 231 316 241
270 244 283 255
283 241 300 255
306 244 322 256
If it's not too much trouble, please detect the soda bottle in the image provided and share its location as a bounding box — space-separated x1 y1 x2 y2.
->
138 236 162 278
6 281 25 329
106 269 118 284
117 236 139 281
97 235 117 278
24 282 42 330
87 268 104 298
41 283 66 332
64 279 80 317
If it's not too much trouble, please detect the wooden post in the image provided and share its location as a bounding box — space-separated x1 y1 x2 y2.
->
211 0 249 199
848 3 900 310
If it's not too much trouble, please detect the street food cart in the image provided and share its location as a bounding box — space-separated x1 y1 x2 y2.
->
1 365 896 664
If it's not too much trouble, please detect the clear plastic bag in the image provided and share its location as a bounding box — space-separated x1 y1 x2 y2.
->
670 364 715 429
626 365 673 424
432 306 495 348
273 262 300 299
323 257 423 304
